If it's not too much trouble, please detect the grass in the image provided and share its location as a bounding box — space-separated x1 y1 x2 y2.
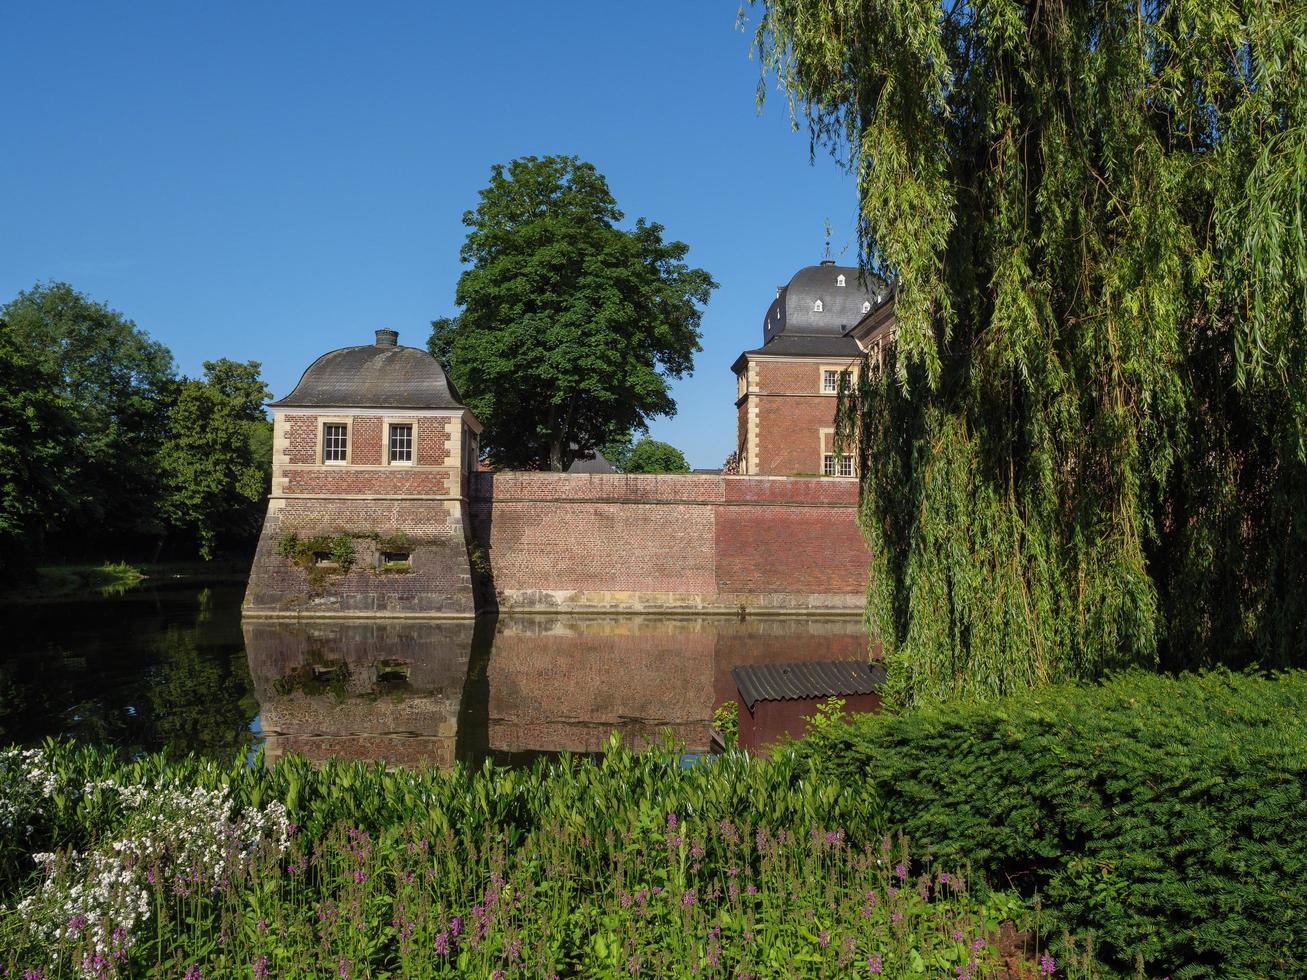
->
0 560 250 603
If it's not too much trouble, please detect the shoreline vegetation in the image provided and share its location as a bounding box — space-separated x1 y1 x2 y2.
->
1 670 1300 978
0 561 250 604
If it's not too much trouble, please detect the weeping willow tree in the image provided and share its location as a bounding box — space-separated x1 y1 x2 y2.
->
752 0 1306 706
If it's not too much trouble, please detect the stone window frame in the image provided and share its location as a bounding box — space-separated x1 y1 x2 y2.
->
819 364 853 395
818 426 855 479
321 417 351 465
386 420 417 466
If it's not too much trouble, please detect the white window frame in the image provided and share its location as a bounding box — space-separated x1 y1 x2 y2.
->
823 453 854 478
837 274 846 287
388 422 414 465
322 422 349 465
822 369 839 394
813 299 824 312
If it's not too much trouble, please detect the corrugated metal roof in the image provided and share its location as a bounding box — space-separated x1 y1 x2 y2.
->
732 660 886 710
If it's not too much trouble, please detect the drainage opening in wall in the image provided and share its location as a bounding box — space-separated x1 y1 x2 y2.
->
379 551 412 571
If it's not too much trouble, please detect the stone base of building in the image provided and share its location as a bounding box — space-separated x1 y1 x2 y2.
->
489 589 865 615
243 500 476 618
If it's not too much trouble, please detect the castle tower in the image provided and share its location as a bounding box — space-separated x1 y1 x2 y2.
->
243 329 482 617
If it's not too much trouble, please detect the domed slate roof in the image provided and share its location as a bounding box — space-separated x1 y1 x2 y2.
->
762 262 888 343
271 330 466 410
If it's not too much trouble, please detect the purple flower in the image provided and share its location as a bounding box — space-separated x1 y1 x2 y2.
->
337 958 352 979
971 937 985 952
434 931 450 955
1040 953 1056 976
184 967 203 980
256 919 268 933
819 930 830 948
450 915 463 938
894 862 906 880
868 952 883 974
681 890 697 908
253 956 269 980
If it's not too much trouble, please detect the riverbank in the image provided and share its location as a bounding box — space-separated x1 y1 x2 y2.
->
0 560 250 604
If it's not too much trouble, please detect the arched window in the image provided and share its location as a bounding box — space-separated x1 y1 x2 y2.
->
862 301 871 314
836 274 846 287
813 299 823 312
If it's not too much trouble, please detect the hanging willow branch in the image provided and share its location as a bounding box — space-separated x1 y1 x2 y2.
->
754 0 1307 706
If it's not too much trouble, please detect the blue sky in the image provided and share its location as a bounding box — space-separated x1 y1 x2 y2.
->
1 2 858 468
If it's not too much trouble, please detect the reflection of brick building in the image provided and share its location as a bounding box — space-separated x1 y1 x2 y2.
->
732 260 895 477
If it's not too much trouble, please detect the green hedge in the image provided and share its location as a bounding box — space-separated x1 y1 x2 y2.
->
801 670 1307 978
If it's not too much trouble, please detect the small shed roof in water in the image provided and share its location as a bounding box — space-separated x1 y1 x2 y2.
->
731 660 886 710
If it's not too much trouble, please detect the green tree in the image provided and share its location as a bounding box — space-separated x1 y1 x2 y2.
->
0 319 77 578
1 282 175 555
753 0 1306 705
621 437 691 474
158 360 271 560
430 155 716 471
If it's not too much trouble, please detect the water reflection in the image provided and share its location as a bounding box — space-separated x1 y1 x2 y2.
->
244 615 871 766
244 620 475 768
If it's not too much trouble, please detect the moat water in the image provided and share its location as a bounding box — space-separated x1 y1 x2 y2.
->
2 578 869 766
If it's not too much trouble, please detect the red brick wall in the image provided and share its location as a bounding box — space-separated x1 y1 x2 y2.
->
418 418 449 466
755 395 837 475
285 415 318 464
285 469 450 496
470 473 869 608
351 417 383 465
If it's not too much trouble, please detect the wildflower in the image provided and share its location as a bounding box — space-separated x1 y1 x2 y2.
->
971 937 985 952
337 958 352 979
490 971 505 980
256 918 268 933
746 883 758 895
253 955 269 980
434 931 450 955
894 862 906 880
819 930 830 948
1040 953 1056 976
868 952 883 974
682 890 697 908
891 911 903 924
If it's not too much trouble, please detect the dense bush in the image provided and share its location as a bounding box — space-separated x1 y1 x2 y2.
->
801 670 1307 978
0 740 1058 978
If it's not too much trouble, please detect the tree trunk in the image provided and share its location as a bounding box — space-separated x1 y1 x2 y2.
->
549 437 564 472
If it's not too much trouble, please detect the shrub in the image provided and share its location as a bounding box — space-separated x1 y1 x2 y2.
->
800 670 1307 978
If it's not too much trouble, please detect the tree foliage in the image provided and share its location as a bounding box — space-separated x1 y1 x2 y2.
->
754 0 1307 705
0 319 77 577
1 283 176 554
158 359 272 560
429 155 716 471
621 437 692 474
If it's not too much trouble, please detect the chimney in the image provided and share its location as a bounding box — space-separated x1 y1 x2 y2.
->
820 259 835 267
375 329 399 347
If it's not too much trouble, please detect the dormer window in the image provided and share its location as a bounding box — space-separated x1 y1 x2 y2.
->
837 275 846 287
813 300 823 313
862 301 871 314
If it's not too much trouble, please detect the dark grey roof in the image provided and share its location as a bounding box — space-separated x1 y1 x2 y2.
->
732 660 886 710
272 333 466 410
763 263 888 344
567 449 618 474
731 332 862 373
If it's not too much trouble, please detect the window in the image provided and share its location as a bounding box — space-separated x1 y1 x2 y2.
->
822 369 839 393
837 274 846 287
813 299 824 312
323 423 348 464
862 301 871 314
823 453 854 478
389 423 413 464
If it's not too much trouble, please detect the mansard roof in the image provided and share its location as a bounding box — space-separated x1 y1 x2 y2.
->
762 262 888 343
271 329 467 410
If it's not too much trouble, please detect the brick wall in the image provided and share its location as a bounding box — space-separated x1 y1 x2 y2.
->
755 395 839 475
351 417 383 465
417 418 449 466
285 415 318 464
470 473 869 613
284 468 451 497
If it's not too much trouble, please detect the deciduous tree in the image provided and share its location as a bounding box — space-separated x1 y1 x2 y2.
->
158 360 271 560
430 156 716 471
622 437 691 474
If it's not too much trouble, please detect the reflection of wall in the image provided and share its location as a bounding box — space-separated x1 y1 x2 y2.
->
243 619 473 768
470 474 870 613
486 616 871 755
